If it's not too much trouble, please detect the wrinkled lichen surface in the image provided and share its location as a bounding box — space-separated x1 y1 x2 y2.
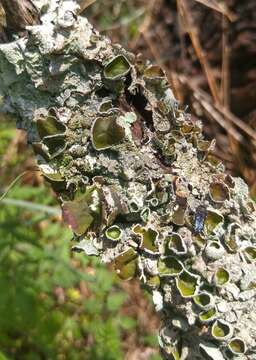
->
0 1 255 359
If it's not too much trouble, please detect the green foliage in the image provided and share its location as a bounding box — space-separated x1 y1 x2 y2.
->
149 355 162 360
88 0 145 41
0 182 137 359
0 120 15 155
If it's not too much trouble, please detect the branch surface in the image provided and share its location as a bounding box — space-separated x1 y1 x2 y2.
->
0 1 255 359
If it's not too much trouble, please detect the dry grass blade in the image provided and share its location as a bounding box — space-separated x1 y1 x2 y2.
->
138 0 156 34
194 0 237 21
221 16 230 109
217 105 256 142
177 0 221 105
0 169 39 201
176 73 256 143
176 73 241 143
193 93 243 143
220 15 237 154
0 198 61 216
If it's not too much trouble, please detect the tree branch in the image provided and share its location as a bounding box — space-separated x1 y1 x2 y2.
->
0 1 255 359
0 0 39 39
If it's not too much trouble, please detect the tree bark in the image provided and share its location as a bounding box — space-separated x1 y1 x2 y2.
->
0 1 255 359
0 0 39 40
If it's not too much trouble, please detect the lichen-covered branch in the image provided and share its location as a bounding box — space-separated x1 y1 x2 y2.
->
0 1 255 359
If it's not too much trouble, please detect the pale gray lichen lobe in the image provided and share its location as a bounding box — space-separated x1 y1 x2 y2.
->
0 1 255 359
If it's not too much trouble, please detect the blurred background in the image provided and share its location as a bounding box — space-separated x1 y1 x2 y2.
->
0 0 255 359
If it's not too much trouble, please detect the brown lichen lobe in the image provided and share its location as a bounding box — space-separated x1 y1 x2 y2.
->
0 2 255 359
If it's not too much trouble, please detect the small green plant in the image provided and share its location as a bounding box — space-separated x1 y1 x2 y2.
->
0 182 141 359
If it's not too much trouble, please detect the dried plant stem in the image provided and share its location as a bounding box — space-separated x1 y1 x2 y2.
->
177 0 221 105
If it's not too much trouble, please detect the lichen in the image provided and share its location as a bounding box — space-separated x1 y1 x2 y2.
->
0 1 255 359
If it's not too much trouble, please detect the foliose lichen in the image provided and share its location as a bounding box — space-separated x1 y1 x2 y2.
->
0 1 255 359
